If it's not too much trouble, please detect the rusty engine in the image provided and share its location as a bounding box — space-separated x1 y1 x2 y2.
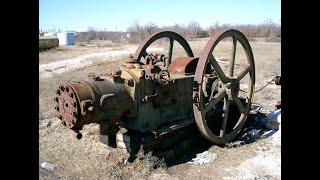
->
54 29 255 158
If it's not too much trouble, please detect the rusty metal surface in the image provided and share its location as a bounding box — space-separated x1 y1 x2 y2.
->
193 29 255 144
168 57 199 75
55 84 80 129
55 82 96 130
55 77 133 133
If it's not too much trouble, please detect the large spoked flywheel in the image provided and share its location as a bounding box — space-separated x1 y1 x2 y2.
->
193 29 255 144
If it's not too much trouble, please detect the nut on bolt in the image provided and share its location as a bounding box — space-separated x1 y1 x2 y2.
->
59 86 65 91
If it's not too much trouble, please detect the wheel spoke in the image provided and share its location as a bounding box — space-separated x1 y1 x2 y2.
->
237 66 250 80
167 38 174 68
229 37 237 77
208 54 230 83
233 95 248 114
220 97 229 137
203 89 226 114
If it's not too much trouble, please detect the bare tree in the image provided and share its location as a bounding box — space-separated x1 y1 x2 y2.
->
127 21 146 43
76 19 281 44
86 27 97 43
144 22 158 35
187 21 202 39
166 23 188 38
209 21 221 35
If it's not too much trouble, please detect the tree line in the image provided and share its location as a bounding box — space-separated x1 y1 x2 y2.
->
75 20 281 43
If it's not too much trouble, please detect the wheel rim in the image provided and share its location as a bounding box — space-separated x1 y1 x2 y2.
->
193 29 255 144
126 30 194 68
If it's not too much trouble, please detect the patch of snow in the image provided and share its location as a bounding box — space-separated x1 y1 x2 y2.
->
271 126 281 146
224 150 281 180
260 129 276 139
237 151 280 179
263 109 281 130
187 151 217 165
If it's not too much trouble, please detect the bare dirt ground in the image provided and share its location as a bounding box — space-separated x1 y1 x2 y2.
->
39 39 281 179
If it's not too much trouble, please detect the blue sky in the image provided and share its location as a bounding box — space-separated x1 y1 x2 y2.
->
39 0 281 32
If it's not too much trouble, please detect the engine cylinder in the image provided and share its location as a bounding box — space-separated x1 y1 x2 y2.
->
54 77 133 132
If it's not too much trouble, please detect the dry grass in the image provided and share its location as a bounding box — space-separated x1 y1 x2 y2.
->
39 118 168 179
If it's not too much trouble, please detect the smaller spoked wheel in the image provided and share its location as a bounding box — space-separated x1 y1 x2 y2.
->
127 30 194 68
193 29 255 144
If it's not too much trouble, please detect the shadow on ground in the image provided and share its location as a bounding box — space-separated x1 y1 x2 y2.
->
148 110 272 167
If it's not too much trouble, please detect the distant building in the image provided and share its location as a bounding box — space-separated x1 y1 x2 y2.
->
57 32 75 46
